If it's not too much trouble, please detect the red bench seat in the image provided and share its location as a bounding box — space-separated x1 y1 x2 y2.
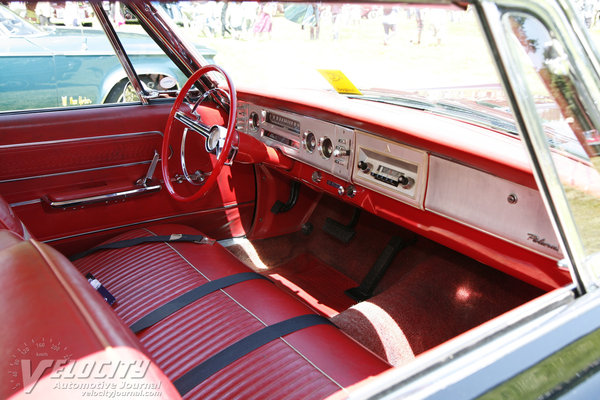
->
0 192 389 399
72 224 389 399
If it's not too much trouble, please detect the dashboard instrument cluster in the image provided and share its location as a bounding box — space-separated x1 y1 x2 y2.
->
237 101 427 208
237 102 355 182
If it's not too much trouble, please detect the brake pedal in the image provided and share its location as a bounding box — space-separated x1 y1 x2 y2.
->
322 208 361 243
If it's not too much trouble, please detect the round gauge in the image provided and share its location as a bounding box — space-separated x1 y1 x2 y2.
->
319 137 333 159
249 112 259 131
303 131 317 153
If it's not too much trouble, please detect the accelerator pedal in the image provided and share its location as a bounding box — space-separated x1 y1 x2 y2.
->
322 208 361 243
346 236 412 301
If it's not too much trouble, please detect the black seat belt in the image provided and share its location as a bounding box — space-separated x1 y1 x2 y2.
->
130 272 269 334
173 314 333 396
68 234 205 262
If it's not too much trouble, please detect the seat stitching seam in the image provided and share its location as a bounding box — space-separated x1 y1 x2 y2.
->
146 230 266 326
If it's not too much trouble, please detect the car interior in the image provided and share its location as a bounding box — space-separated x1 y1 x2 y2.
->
0 1 588 399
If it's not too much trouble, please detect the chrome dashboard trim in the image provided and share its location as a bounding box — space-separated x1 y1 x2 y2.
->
353 130 428 209
239 102 355 182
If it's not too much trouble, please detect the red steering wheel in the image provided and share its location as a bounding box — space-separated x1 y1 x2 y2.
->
161 65 237 202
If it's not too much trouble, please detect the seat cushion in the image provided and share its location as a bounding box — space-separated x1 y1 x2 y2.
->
73 224 389 399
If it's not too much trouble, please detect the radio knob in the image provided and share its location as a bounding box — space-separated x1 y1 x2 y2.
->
357 161 371 173
400 176 414 189
248 112 259 131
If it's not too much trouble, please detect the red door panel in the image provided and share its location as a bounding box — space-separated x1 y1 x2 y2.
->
0 103 256 252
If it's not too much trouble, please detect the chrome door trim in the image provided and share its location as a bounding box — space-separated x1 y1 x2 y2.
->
0 131 162 150
126 1 228 110
353 285 577 399
476 0 597 293
0 160 153 184
42 184 161 209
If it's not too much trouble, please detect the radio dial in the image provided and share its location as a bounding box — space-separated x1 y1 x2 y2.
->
401 176 415 189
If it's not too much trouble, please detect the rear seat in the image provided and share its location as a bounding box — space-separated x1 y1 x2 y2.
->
1 198 389 399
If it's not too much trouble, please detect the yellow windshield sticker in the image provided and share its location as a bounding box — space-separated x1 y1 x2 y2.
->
317 69 362 95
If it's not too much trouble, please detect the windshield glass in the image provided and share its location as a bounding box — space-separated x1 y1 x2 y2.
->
161 3 515 122
159 1 600 146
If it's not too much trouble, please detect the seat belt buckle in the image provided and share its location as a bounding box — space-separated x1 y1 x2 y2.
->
86 273 116 306
169 233 215 245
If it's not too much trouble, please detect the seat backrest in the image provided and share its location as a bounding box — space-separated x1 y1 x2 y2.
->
0 232 180 399
0 196 29 239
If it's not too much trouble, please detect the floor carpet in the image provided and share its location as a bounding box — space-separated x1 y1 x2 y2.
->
224 195 546 365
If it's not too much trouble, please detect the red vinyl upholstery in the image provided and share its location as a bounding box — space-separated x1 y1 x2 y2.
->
0 197 28 239
0 190 389 398
0 230 180 399
73 224 390 399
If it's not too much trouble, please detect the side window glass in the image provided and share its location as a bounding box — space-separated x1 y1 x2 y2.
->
0 2 127 112
0 1 188 112
503 11 600 272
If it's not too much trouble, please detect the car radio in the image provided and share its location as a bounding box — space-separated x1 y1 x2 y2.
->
353 131 428 209
360 162 414 188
